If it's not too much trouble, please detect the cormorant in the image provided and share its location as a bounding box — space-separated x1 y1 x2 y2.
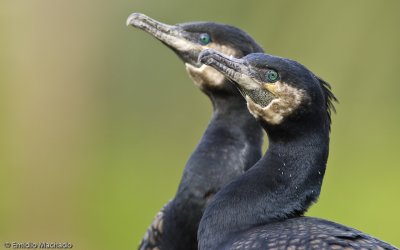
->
126 13 264 250
198 49 398 250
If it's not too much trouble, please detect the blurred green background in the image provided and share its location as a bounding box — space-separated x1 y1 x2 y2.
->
1 0 399 249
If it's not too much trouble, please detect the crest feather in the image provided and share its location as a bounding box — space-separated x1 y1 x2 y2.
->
314 75 338 129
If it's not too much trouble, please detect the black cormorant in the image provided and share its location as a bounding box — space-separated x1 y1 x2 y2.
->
197 49 398 250
126 13 264 250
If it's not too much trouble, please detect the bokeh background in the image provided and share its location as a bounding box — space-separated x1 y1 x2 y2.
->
1 0 399 249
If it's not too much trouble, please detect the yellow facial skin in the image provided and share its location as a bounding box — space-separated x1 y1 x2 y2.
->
263 83 278 96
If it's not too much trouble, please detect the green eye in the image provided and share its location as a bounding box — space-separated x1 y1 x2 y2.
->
266 70 279 82
199 33 211 45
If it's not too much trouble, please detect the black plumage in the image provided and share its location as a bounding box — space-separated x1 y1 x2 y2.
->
198 50 398 250
127 13 264 250
229 217 395 249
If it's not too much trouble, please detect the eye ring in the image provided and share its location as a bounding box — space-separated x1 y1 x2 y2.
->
266 70 279 82
199 33 211 45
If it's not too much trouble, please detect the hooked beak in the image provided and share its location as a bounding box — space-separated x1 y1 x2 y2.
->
127 13 201 65
199 49 276 106
199 49 259 90
126 13 177 41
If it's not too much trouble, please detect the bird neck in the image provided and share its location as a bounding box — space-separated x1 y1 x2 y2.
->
198 118 330 250
162 91 263 250
209 90 249 113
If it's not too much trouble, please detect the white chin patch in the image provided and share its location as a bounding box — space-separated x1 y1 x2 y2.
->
185 44 240 90
245 81 307 125
185 63 225 90
171 38 197 52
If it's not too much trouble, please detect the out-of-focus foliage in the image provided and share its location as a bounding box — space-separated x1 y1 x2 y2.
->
0 0 399 249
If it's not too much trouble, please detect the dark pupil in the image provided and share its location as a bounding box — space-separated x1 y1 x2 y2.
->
267 71 278 82
199 34 210 44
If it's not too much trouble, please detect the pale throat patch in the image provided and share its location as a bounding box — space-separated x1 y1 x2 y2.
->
185 63 225 90
246 81 307 125
185 44 239 90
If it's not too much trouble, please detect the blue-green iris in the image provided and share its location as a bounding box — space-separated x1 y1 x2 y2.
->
266 70 279 82
199 33 211 45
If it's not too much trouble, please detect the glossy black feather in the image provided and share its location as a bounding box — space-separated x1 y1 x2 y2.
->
134 19 264 250
197 53 398 250
228 217 396 250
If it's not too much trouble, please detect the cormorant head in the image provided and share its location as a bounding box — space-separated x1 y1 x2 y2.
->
127 13 263 94
199 49 337 130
